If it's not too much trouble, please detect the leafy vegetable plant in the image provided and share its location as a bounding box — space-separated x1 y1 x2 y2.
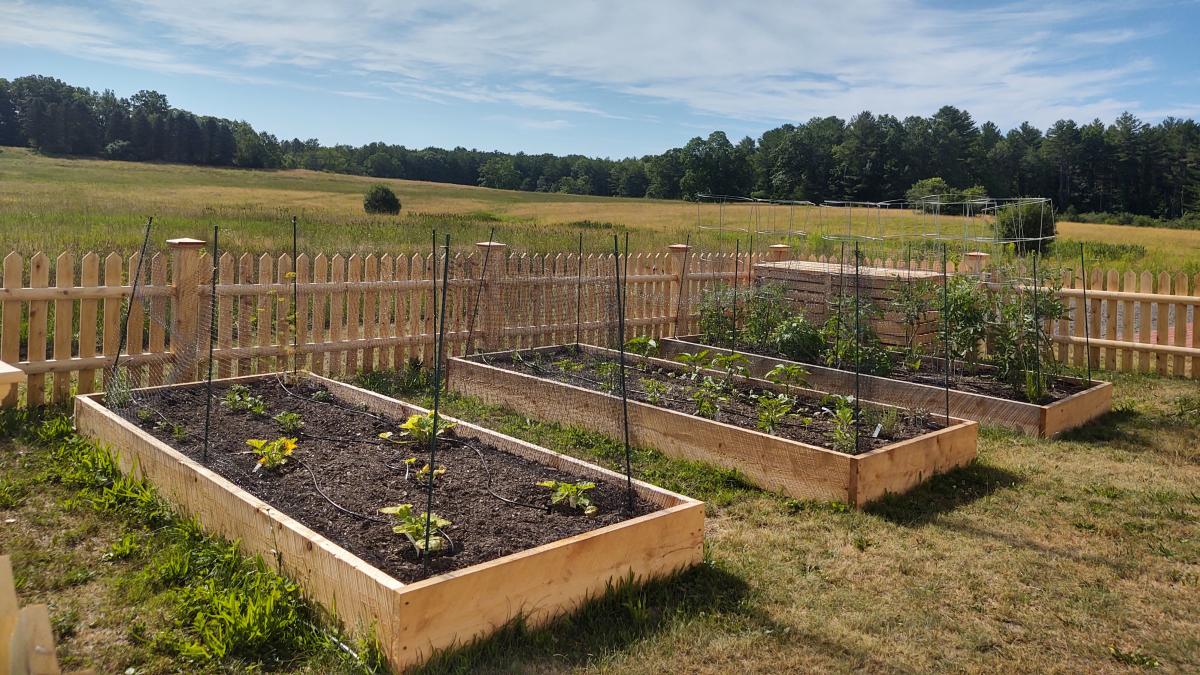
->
594 361 622 394
640 378 668 405
674 350 712 380
379 504 452 553
222 384 268 416
415 463 447 484
755 393 794 433
711 352 750 388
765 362 809 395
245 437 297 471
537 480 598 515
770 315 826 362
379 412 456 447
829 397 857 454
624 335 659 362
692 376 727 419
272 411 304 434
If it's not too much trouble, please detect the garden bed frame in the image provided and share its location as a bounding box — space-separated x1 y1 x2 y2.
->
660 336 1113 437
73 372 704 672
449 345 978 508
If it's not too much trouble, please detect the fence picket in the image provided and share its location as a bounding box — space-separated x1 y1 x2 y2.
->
52 253 73 403
1157 271 1171 376
148 253 167 384
26 253 49 406
1 253 21 406
78 253 99 395
1174 272 1187 377
217 253 234 378
257 254 273 375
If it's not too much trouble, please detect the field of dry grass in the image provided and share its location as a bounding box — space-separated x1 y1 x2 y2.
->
3 146 1195 272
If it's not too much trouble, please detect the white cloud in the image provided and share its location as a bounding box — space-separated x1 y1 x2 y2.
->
0 0 1192 130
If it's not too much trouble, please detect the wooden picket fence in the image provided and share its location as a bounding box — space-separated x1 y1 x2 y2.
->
1 240 1197 409
0 240 757 408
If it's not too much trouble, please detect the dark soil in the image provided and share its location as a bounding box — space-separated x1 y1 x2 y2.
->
712 339 1089 404
113 378 655 584
480 347 944 454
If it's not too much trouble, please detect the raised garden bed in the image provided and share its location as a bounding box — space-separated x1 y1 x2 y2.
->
74 372 703 672
661 336 1112 438
449 344 978 508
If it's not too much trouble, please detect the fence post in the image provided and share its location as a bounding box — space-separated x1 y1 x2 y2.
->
767 244 791 263
168 237 207 381
963 251 991 276
475 240 507 352
668 244 691 336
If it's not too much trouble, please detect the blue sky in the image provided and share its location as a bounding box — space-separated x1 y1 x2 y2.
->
2 0 1199 157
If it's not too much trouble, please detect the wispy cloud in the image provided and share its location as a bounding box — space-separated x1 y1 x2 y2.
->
0 0 1193 131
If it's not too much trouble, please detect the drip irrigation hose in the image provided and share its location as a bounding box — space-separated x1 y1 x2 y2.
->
297 459 389 524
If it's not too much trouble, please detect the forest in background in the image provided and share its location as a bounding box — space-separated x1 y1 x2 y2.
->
2 74 1197 225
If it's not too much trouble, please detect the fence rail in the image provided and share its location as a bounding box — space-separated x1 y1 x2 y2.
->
0 242 757 407
1 241 1196 408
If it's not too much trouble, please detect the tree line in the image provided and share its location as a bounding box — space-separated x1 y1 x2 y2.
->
2 75 1197 222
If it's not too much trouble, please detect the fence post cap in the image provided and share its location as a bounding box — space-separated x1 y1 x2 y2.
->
166 238 207 248
475 241 507 249
667 244 691 252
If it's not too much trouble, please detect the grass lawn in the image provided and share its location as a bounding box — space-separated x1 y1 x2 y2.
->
2 371 1196 673
2 146 1195 273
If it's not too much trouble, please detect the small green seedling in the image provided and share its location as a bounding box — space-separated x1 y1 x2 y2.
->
765 362 809 395
380 504 452 553
640 378 668 405
711 352 750 381
595 361 622 393
136 408 154 423
379 412 456 446
829 397 857 454
692 376 727 419
553 358 584 373
624 336 659 367
755 393 794 434
246 437 297 471
674 350 712 380
273 411 304 434
416 463 447 484
222 384 268 416
537 480 598 515
311 390 334 403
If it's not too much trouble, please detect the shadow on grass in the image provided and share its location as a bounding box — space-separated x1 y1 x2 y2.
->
1057 404 1147 444
415 560 761 674
865 462 1023 526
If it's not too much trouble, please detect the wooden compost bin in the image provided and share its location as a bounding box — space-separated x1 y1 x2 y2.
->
73 373 704 672
449 345 978 508
660 336 1113 438
754 259 943 348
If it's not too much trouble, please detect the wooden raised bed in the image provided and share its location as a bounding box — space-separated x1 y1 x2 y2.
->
755 259 943 348
73 373 703 672
449 345 978 508
660 336 1113 438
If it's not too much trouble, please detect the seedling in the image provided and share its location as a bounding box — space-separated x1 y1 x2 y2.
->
161 421 187 441
273 411 304 434
711 352 750 388
624 336 659 367
691 376 727 419
765 362 809 395
640 378 668 405
829 397 857 454
136 408 154 423
311 390 334 403
222 384 268 416
415 463 447 484
755 393 794 434
537 480 598 515
674 350 712 380
380 504 452 554
595 361 622 394
246 437 297 471
553 358 584 373
379 412 456 447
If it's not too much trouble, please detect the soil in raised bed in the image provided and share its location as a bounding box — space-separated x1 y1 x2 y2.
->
694 338 1089 404
479 347 944 454
113 378 655 583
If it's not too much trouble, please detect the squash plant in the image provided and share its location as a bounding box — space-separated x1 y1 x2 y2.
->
379 411 456 446
379 504 453 553
537 480 598 515
246 437 297 471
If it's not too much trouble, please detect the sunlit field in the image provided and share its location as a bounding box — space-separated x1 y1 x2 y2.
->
1 147 1193 272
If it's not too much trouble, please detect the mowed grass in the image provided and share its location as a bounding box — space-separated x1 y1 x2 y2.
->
1 372 1197 672
1 146 1191 272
